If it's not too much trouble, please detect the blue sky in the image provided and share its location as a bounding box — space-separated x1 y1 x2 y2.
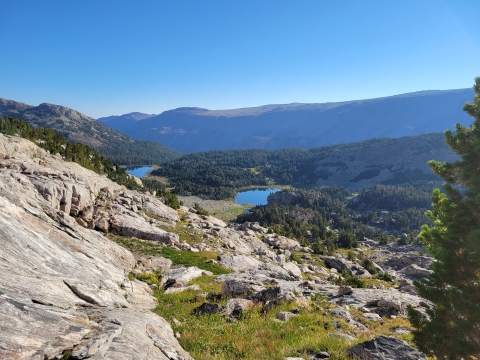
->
1 0 479 118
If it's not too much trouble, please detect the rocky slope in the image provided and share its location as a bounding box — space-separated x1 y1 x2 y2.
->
0 133 190 359
99 88 473 152
0 133 434 359
0 98 181 165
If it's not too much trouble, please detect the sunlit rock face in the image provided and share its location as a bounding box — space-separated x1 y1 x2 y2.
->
0 133 192 360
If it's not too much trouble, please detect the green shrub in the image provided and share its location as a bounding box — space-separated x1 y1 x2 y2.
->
164 190 180 209
375 272 393 282
336 269 367 288
193 203 209 216
132 271 162 286
347 250 355 261
345 275 367 288
362 259 377 274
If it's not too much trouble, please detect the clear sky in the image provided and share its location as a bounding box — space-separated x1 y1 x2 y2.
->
1 0 479 118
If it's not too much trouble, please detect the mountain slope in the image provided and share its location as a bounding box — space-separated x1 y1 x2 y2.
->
152 132 457 199
0 98 181 165
99 88 473 153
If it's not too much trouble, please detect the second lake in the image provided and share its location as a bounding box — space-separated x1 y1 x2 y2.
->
234 188 281 206
126 166 154 178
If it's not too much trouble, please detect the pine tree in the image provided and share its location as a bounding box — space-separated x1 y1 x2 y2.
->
408 78 480 359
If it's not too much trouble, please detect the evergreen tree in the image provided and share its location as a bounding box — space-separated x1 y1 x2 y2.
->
408 78 480 359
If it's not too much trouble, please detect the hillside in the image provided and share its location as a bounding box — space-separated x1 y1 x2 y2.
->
99 88 473 153
0 132 431 359
152 132 456 199
0 98 181 165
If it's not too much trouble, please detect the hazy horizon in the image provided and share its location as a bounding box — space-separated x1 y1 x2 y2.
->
2 0 479 118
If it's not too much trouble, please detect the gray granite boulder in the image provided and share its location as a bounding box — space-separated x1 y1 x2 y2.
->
346 336 426 359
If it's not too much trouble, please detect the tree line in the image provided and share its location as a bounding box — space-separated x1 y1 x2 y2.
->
0 116 139 189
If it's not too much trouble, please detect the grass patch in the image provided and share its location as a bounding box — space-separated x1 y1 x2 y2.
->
152 277 417 360
160 247 231 275
213 204 251 221
158 224 206 245
132 271 162 286
290 251 305 265
108 235 231 275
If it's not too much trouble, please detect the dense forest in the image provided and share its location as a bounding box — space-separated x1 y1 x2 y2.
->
151 148 326 199
237 185 435 249
97 140 181 166
0 116 139 189
152 134 448 200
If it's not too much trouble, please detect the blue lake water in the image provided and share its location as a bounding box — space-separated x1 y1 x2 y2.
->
126 166 154 178
235 188 281 205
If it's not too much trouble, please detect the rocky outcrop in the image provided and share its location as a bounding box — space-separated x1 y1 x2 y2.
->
183 211 272 255
219 254 263 272
322 256 372 278
263 234 306 252
110 213 179 245
0 134 192 359
161 266 213 287
346 336 426 359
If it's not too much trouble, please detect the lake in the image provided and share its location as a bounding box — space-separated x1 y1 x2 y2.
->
234 188 281 205
126 166 154 178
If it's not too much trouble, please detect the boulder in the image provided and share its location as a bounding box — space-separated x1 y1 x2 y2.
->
143 197 179 222
346 336 427 359
322 256 371 278
282 261 302 279
309 352 331 359
338 286 353 295
135 255 172 273
110 213 179 245
328 306 352 321
276 311 299 322
327 333 356 342
161 266 212 287
362 313 383 322
263 234 303 251
222 279 259 298
401 264 433 278
249 286 295 305
75 217 88 228
192 303 221 316
222 298 254 318
94 216 110 232
218 254 263 272
377 297 403 311
81 204 94 221
165 284 201 294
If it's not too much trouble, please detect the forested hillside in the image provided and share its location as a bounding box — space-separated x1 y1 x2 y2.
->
0 116 139 189
237 185 435 250
0 98 181 165
152 133 456 199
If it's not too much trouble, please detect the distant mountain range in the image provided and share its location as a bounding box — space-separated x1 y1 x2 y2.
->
0 98 181 166
99 88 473 153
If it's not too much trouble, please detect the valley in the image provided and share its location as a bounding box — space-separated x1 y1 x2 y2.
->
4 2 479 357
0 88 475 360
0 132 432 359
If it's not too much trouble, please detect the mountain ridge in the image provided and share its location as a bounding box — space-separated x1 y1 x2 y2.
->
98 88 474 153
0 97 181 165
